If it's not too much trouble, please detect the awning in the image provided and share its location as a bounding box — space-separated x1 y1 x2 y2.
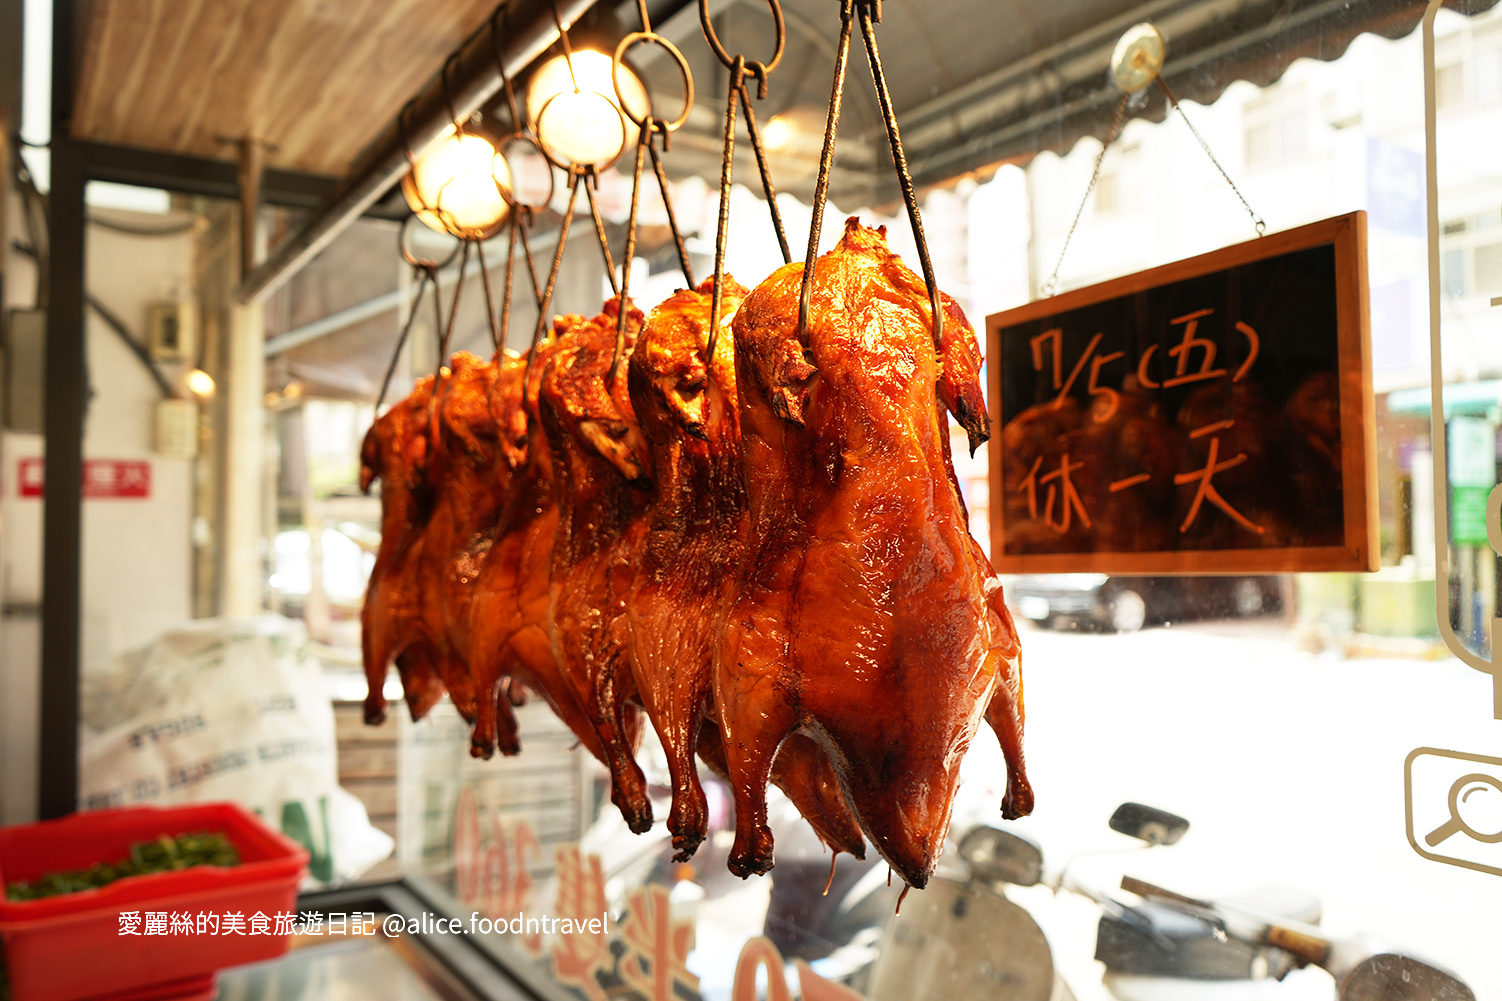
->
70 0 1496 199
629 0 1499 201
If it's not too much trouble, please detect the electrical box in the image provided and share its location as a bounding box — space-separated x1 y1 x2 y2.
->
147 301 195 362
4 308 45 433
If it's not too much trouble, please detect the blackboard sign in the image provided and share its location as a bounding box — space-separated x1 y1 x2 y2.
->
985 212 1375 574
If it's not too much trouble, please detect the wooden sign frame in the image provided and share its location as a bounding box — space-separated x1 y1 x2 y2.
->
985 211 1376 575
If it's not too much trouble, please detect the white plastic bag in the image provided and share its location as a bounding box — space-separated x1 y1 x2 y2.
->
79 615 393 885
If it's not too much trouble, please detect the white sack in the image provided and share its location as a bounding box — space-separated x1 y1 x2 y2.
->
79 615 393 885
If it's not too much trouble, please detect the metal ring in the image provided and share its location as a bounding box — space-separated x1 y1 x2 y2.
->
535 89 629 171
399 214 463 270
700 0 784 76
497 132 555 212
614 32 693 132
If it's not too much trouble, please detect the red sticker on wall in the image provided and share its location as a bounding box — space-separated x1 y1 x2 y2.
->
17 458 152 498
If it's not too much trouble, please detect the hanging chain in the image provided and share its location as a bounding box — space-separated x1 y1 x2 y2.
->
476 237 503 353
1042 77 1266 298
1041 92 1131 298
526 169 583 385
797 0 854 345
500 208 547 351
376 264 435 411
1157 78 1266 237
701 0 789 363
583 171 620 296
856 0 943 352
648 143 696 286
438 238 471 367
613 122 658 385
609 0 699 383
799 0 942 354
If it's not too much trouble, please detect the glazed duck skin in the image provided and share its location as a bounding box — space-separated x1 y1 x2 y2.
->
405 351 518 741
626 279 746 857
717 218 1031 887
626 277 866 863
467 328 621 767
540 298 656 833
360 379 446 725
421 351 527 756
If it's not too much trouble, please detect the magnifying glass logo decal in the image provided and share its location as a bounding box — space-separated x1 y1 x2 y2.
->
1424 773 1502 847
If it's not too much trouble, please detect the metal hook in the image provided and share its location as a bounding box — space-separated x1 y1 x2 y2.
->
796 0 855 346
611 121 654 386
701 0 792 363
526 168 583 385
438 238 472 366
580 165 619 296
856 1 943 352
614 32 694 134
700 0 785 77
376 264 435 411
646 139 695 288
476 235 503 354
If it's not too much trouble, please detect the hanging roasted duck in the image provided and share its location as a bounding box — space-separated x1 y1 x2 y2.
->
538 297 657 834
359 375 449 726
360 353 526 748
624 277 866 863
715 218 1031 889
466 322 639 770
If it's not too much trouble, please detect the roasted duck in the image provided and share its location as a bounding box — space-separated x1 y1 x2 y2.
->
625 278 866 862
716 218 1031 888
361 221 1033 889
467 323 629 768
539 298 655 833
411 351 510 742
360 353 523 747
359 376 447 725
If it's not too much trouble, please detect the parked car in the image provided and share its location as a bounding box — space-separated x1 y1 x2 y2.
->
1006 574 1284 633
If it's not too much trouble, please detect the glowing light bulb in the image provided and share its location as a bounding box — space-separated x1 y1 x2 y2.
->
184 368 216 400
402 128 513 239
526 51 650 168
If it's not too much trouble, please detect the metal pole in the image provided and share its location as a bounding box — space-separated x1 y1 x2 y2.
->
39 0 83 821
233 0 605 305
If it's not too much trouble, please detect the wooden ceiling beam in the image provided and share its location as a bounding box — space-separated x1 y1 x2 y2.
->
234 0 609 305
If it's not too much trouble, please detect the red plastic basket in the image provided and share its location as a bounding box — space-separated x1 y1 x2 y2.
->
0 803 309 1001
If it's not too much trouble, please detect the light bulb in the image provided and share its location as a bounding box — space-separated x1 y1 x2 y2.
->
402 128 513 239
526 51 650 168
185 368 216 400
760 105 826 179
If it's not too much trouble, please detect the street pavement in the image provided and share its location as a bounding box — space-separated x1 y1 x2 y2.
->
947 615 1501 1001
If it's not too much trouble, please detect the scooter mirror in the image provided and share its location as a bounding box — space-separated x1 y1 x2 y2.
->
1335 952 1475 1001
957 826 1043 886
1109 802 1189 846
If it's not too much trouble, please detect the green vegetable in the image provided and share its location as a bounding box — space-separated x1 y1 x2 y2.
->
4 831 240 902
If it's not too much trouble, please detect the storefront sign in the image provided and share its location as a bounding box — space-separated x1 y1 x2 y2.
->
1447 417 1496 545
16 457 152 498
986 212 1375 574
